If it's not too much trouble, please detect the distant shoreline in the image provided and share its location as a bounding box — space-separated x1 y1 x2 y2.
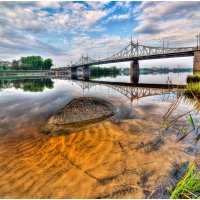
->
0 70 52 77
0 67 193 78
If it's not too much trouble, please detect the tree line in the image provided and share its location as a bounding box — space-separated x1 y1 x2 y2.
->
90 66 120 75
0 56 53 70
88 66 120 79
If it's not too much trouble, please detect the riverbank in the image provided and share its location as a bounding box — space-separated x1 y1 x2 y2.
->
0 70 51 77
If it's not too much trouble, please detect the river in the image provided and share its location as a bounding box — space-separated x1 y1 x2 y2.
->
0 71 199 198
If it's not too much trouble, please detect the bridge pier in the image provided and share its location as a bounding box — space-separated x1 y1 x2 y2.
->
70 67 78 79
82 66 90 81
130 60 139 84
194 50 200 72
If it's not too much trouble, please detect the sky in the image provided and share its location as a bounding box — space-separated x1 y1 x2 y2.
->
0 1 200 68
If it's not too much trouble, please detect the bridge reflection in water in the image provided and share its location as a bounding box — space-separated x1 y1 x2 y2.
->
68 77 181 104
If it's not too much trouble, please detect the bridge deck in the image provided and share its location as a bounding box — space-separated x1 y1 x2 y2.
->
72 79 186 89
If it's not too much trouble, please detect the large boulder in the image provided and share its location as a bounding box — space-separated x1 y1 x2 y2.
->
41 97 117 134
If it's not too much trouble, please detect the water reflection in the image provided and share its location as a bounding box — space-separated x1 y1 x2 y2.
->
67 69 186 107
71 69 140 84
72 79 176 104
89 71 193 85
0 74 199 198
130 69 139 84
0 78 54 92
0 76 178 104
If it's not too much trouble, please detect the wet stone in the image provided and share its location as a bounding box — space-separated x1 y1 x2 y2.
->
41 96 117 134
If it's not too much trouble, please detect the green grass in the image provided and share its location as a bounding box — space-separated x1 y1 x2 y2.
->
185 74 200 98
185 82 200 98
170 159 200 199
187 74 200 83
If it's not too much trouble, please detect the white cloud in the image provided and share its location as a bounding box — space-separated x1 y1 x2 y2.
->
0 1 110 64
0 1 199 67
0 1 109 35
40 2 108 34
86 1 110 10
137 1 200 21
133 2 200 47
107 14 130 22
55 14 70 26
37 11 49 17
36 1 61 9
81 10 107 27
67 35 130 64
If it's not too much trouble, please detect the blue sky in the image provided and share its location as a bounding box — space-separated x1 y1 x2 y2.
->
0 1 200 67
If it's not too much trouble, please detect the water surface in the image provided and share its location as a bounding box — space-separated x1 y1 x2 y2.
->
0 72 199 198
92 72 192 84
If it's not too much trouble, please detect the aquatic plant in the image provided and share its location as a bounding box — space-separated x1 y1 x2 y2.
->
187 74 200 83
185 82 200 98
163 79 200 143
185 74 200 99
163 82 200 198
164 99 199 143
170 158 200 199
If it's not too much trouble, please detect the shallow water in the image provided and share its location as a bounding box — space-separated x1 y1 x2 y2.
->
0 73 199 198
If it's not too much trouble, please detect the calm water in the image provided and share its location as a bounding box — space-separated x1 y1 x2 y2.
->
0 72 199 198
91 72 192 84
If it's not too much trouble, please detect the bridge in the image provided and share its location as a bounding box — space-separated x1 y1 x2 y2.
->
65 38 200 79
71 79 179 104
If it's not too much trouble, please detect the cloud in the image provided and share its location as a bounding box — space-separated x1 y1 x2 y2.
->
81 10 107 27
67 35 130 64
0 1 199 67
0 33 64 56
0 1 109 63
0 1 108 34
0 2 49 34
36 1 61 9
106 14 130 22
45 34 130 67
133 2 200 47
137 1 200 21
38 2 108 34
86 1 110 10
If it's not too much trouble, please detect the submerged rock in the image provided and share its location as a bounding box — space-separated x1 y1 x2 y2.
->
42 96 117 134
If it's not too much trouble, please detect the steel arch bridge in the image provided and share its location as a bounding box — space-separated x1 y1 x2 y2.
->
72 80 177 102
70 40 195 68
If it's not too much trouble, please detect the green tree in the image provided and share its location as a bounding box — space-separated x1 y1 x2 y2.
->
43 58 53 70
20 56 43 70
11 60 19 70
1 65 7 70
1 56 54 71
